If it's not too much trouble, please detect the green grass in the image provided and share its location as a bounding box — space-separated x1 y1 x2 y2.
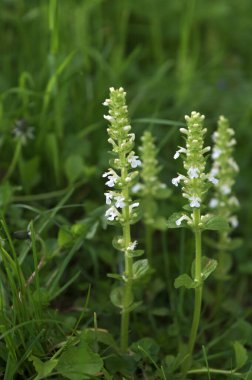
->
0 0 252 378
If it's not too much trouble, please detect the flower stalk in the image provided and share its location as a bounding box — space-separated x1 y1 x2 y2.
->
170 111 214 378
103 87 143 352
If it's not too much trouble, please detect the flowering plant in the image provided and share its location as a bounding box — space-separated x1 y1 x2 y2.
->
103 87 149 352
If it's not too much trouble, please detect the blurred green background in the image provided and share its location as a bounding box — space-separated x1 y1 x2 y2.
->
0 0 252 264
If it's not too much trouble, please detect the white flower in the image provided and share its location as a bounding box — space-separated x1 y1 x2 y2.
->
172 174 185 187
105 206 119 221
212 148 222 159
103 169 118 188
123 125 131 131
102 99 110 106
176 215 189 226
229 215 238 228
220 184 231 195
210 167 219 177
129 202 139 212
103 114 114 122
209 198 218 208
127 241 137 250
228 196 240 207
115 195 125 208
174 147 187 159
131 183 143 193
188 167 200 179
105 192 113 205
208 174 219 185
228 158 239 172
127 154 141 168
189 196 201 208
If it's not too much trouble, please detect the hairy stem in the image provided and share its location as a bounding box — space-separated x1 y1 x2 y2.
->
182 208 203 378
120 167 133 352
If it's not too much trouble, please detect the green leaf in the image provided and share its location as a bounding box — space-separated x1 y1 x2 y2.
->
29 355 58 380
203 216 230 231
152 216 168 231
154 187 172 200
46 133 60 184
57 342 103 380
0 182 13 209
127 249 144 258
191 256 218 281
167 212 189 229
110 286 133 308
19 156 41 192
201 257 218 281
131 337 160 362
57 226 72 247
133 259 150 280
107 273 124 281
233 341 248 369
233 341 248 370
174 274 197 289
65 154 84 183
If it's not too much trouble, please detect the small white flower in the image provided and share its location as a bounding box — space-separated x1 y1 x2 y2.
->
131 183 143 193
127 241 137 250
172 174 184 187
210 167 219 177
189 196 201 208
212 148 222 159
229 215 238 228
212 131 219 142
105 206 119 221
103 169 118 188
123 125 131 131
176 215 189 226
127 154 141 168
114 195 125 208
103 114 114 122
208 174 219 185
174 147 187 159
102 99 110 106
188 167 200 179
228 196 240 207
209 198 218 208
179 128 188 134
105 192 113 205
129 202 139 212
220 184 231 195
228 158 239 172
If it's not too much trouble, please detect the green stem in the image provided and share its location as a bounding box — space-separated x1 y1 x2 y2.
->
188 367 243 377
120 168 133 352
3 140 22 182
182 208 203 379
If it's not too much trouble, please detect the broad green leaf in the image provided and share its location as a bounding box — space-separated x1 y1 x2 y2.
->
0 182 13 209
110 286 132 308
233 341 248 370
29 355 58 380
174 274 197 289
57 342 103 380
65 154 84 183
133 259 150 280
167 213 189 229
203 216 230 231
131 337 160 362
81 329 118 350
